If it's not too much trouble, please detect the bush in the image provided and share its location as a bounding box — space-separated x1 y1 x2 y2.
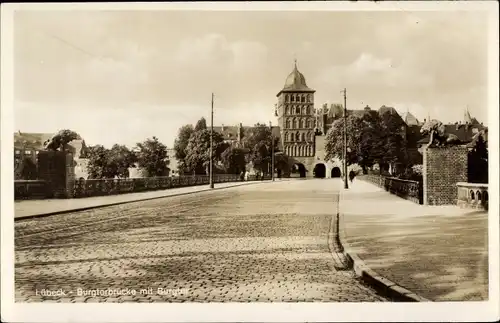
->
397 164 423 182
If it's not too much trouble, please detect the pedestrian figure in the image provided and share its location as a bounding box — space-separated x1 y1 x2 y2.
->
349 170 356 183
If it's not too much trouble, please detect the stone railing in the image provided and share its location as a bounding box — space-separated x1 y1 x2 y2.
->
71 174 271 198
14 174 272 200
14 180 51 200
457 182 488 211
361 174 386 188
359 175 423 204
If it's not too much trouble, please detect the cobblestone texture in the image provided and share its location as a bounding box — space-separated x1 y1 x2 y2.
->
15 179 386 303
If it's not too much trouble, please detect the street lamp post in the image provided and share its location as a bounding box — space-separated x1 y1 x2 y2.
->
209 93 214 189
342 88 349 189
269 121 275 182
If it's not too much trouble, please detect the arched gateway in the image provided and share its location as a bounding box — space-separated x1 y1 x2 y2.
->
331 167 341 178
292 163 307 178
313 164 326 178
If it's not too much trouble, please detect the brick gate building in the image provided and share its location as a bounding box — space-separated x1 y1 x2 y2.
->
274 61 343 178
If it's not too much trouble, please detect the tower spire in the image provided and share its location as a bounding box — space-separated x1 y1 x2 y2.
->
464 105 472 123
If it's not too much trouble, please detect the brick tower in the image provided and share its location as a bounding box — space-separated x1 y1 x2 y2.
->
275 60 316 158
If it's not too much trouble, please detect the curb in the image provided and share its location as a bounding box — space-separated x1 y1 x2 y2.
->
338 213 432 302
15 180 272 221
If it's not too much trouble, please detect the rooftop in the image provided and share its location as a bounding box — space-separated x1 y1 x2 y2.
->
277 60 315 96
417 123 487 145
14 131 88 158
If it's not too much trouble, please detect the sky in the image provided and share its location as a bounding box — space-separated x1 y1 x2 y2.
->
13 9 490 148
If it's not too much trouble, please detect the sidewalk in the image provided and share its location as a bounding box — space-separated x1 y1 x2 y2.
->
15 180 270 220
339 179 488 301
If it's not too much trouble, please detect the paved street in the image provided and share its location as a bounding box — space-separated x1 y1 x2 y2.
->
15 179 386 303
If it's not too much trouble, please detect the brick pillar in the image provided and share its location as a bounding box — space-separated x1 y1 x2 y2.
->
37 151 75 198
65 153 76 198
423 145 468 205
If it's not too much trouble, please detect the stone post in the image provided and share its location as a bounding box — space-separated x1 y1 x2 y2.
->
423 145 468 205
37 151 75 198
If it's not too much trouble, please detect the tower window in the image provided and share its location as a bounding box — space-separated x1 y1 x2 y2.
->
296 107 300 114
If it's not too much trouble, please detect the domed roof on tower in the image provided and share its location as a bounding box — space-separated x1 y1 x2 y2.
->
277 60 315 96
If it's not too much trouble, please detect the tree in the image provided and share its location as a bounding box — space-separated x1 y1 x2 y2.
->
43 129 80 151
250 141 271 173
86 145 114 179
184 129 225 175
324 115 364 166
358 113 385 173
379 111 408 174
108 144 137 178
173 124 195 174
221 146 246 174
242 123 279 173
325 111 409 175
85 144 137 179
135 137 170 177
194 117 208 131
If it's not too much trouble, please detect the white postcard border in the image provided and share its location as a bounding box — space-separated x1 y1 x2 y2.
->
1 1 499 322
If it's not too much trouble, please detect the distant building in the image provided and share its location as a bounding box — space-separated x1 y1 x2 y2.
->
213 123 282 150
401 111 422 126
14 131 89 179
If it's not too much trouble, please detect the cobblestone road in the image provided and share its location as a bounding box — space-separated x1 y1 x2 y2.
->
15 179 386 302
